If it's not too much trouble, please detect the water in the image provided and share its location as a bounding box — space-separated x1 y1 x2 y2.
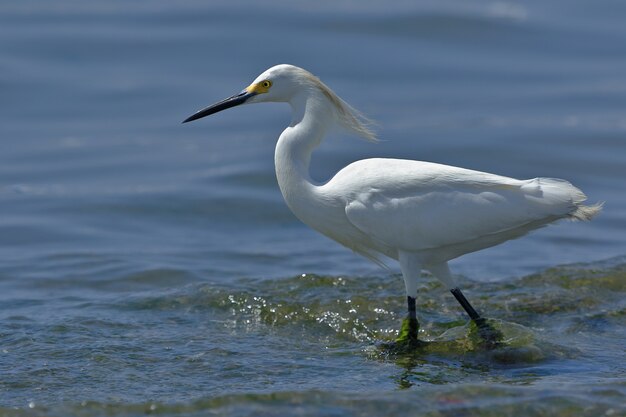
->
1 1 625 415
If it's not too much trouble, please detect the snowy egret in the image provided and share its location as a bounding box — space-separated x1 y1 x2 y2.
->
183 64 602 346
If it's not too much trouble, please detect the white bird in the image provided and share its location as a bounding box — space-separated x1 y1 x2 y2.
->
183 64 602 347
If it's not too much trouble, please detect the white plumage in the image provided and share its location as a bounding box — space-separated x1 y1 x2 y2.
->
184 64 601 343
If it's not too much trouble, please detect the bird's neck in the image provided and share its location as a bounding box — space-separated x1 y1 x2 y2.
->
274 92 333 212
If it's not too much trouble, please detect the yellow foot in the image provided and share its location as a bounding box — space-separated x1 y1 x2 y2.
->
471 317 505 350
394 317 425 349
376 318 426 354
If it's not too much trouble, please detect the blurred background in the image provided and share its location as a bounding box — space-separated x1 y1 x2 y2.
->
1 0 625 415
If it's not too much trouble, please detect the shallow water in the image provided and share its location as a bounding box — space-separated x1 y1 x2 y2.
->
1 261 625 415
1 1 625 416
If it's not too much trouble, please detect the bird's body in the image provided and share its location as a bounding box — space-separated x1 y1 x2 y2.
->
184 64 601 346
283 157 592 267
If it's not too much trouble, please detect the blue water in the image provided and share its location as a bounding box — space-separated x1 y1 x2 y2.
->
1 1 625 415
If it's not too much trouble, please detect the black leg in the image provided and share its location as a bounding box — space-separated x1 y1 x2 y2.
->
450 288 480 320
407 295 417 320
450 288 502 349
407 296 418 343
393 295 420 347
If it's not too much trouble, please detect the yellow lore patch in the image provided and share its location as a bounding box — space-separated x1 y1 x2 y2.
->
245 79 272 94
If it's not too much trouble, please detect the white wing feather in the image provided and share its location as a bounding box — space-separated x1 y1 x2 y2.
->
332 159 585 254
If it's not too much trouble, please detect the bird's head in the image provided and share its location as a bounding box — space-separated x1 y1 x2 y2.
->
182 65 304 123
182 64 376 141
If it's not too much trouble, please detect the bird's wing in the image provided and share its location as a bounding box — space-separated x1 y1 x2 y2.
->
339 159 579 252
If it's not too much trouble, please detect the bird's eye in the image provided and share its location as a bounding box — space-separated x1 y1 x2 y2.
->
262 80 272 88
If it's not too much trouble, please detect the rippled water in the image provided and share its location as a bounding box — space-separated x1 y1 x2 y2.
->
1 261 625 415
1 1 625 416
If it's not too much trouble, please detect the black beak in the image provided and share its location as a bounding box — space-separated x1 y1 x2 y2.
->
182 90 256 123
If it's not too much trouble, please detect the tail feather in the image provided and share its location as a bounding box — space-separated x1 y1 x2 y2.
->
569 202 603 221
529 178 602 222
